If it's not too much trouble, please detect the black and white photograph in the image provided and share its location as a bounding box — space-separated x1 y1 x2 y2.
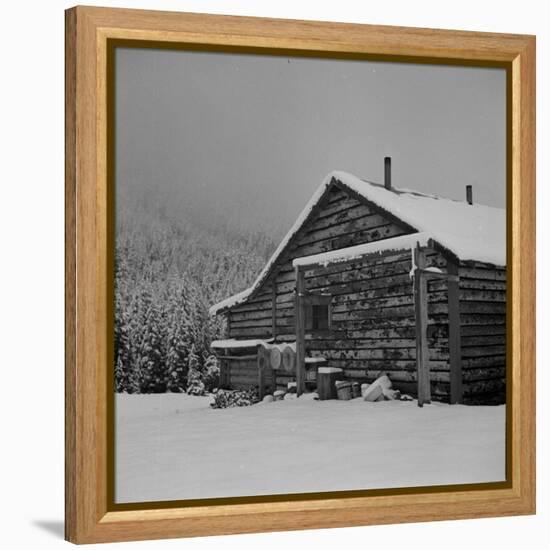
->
113 47 507 504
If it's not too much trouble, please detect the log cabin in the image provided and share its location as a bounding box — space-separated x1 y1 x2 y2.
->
209 161 506 405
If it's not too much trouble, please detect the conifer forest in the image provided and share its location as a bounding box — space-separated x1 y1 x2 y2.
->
114 192 276 394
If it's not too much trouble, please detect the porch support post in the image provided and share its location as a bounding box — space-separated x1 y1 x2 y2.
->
257 346 265 401
271 281 277 340
295 266 306 397
414 245 431 407
447 260 463 404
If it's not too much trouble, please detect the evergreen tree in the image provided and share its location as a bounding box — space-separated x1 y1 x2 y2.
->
113 197 275 394
186 345 205 396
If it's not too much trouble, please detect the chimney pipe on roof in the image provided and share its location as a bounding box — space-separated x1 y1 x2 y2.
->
466 185 473 205
384 157 391 190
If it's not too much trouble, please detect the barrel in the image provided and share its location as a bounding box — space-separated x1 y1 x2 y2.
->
270 345 282 370
335 380 352 401
281 344 296 373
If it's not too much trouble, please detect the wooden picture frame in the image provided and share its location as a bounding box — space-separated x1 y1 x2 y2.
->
65 5 536 544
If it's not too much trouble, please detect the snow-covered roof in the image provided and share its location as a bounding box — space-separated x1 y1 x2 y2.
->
210 170 506 315
292 232 432 269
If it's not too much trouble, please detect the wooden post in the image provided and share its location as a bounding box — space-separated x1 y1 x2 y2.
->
257 347 265 400
414 245 430 406
447 260 463 404
219 352 228 389
271 282 277 340
271 365 277 395
295 266 306 397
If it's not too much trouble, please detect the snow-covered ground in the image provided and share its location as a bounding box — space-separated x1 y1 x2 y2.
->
115 393 505 503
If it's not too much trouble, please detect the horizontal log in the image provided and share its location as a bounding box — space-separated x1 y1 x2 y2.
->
291 224 407 258
460 289 506 302
427 303 449 315
331 294 414 313
229 327 272 338
230 298 273 314
459 267 506 281
308 338 416 350
462 356 506 368
306 258 412 287
459 301 507 315
306 273 414 297
459 314 506 326
316 194 365 218
461 344 506 358
230 310 274 322
460 325 507 336
314 348 417 360
306 206 384 235
275 269 297 284
427 289 506 304
462 366 506 382
346 327 418 340
429 349 450 361
274 332 296 341
311 347 448 362
332 317 417 330
332 306 416 322
233 316 295 329
231 306 295 323
327 359 448 370
433 278 506 291
304 250 411 279
461 334 506 346
462 379 506 396
462 394 505 405
463 262 506 271
227 363 256 372
306 328 414 341
332 285 414 305
229 317 273 328
302 217 398 249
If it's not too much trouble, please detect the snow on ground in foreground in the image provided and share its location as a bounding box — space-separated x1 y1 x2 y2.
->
115 393 505 503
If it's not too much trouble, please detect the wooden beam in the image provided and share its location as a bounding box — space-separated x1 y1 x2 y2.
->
271 365 277 395
271 282 277 340
414 245 430 406
295 266 306 396
447 261 463 404
258 349 265 400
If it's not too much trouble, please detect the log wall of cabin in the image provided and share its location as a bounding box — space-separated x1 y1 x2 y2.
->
227 184 413 339
302 247 451 399
218 351 275 391
225 184 415 390
458 264 507 404
224 184 509 403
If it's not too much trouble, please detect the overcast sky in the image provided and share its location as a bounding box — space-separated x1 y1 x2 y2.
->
116 48 506 238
